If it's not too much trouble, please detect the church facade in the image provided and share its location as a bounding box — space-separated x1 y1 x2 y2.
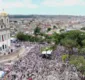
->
0 12 10 52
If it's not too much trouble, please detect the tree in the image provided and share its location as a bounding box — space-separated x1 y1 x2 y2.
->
64 30 81 40
62 54 69 62
16 32 28 41
47 28 51 32
53 25 57 29
81 27 85 30
34 27 41 36
79 47 85 55
51 32 60 45
82 40 85 47
70 55 85 75
60 39 78 57
77 32 85 47
60 29 64 32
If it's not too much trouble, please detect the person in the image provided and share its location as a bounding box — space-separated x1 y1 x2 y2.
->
28 77 32 80
11 49 13 52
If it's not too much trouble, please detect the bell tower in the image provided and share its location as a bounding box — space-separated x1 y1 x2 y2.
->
0 9 9 29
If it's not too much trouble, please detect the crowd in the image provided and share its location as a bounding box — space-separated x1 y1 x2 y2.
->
0 44 81 80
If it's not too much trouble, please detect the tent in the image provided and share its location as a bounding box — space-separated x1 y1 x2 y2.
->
42 51 47 54
42 50 52 54
47 50 52 54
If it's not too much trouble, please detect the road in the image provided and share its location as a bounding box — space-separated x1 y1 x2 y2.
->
0 45 36 63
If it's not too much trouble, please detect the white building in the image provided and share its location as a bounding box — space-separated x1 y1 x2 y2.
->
0 11 10 52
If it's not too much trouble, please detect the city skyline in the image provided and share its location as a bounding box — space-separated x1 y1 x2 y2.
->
0 0 85 15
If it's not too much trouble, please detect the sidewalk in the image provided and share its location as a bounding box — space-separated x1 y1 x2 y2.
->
0 45 35 63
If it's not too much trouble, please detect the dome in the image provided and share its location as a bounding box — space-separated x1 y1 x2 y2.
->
0 11 8 16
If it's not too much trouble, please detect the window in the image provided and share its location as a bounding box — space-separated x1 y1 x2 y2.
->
8 33 10 38
2 45 4 49
4 34 6 40
1 19 3 23
0 36 1 41
0 47 2 51
7 18 9 23
5 45 7 48
2 35 4 41
1 25 3 28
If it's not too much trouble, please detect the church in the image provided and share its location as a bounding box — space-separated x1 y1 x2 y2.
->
0 11 10 52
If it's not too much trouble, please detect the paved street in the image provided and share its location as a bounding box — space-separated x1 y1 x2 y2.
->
0 45 36 63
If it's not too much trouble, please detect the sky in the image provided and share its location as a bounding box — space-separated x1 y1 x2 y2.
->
0 0 85 15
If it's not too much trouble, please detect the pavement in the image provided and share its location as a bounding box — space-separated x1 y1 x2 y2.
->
0 45 36 64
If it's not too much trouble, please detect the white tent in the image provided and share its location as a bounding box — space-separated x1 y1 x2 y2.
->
47 50 52 54
42 50 52 54
0 71 5 78
42 51 47 54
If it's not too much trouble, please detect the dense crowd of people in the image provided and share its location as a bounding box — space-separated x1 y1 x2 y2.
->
0 44 81 80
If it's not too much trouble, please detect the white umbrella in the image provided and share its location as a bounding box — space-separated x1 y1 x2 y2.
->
0 71 5 78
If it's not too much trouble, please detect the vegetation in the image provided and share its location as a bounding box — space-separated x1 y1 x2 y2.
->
16 30 85 75
47 28 51 32
60 39 78 57
81 27 85 30
69 55 85 75
53 25 57 29
79 47 85 55
41 46 53 52
62 54 69 62
60 29 64 32
34 27 41 36
16 32 42 42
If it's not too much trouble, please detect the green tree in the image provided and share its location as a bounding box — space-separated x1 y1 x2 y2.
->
62 54 69 62
82 40 85 47
60 39 78 57
34 27 41 36
60 29 64 32
70 55 85 74
51 32 60 45
53 25 57 29
47 28 51 32
81 27 85 30
79 47 85 55
65 30 81 40
16 32 28 41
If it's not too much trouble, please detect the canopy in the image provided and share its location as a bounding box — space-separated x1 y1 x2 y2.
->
42 50 52 54
47 50 52 54
42 51 47 54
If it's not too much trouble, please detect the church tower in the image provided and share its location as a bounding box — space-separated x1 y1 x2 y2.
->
0 11 10 53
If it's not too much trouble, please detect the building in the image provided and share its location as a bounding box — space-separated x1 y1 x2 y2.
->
0 11 10 52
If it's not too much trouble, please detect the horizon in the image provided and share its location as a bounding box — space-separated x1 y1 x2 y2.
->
8 14 85 17
0 0 85 16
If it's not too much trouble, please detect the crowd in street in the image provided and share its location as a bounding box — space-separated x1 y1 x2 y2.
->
0 44 81 80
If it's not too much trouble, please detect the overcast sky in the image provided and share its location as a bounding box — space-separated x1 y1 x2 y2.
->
0 0 85 15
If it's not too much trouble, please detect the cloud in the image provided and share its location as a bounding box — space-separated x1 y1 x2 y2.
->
42 0 85 7
0 0 38 10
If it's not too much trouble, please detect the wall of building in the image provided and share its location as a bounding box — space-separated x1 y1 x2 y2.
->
0 29 10 51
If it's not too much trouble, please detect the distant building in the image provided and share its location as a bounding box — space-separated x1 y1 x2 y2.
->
0 11 10 52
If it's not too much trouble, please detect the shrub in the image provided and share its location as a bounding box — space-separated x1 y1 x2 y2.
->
62 54 69 62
